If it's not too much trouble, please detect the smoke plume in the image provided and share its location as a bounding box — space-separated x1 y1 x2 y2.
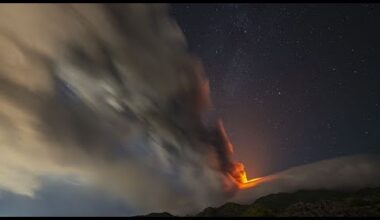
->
0 3 239 215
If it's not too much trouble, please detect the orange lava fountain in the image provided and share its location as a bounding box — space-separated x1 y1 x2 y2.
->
229 162 264 189
216 120 264 190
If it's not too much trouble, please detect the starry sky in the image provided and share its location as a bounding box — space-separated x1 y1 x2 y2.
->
171 4 380 177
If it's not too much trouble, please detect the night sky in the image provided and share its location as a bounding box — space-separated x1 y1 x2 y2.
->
171 4 380 177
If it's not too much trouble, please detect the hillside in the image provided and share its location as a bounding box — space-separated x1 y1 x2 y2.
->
141 187 380 217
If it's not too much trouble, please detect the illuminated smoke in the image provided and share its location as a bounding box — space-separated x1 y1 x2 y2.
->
0 3 247 215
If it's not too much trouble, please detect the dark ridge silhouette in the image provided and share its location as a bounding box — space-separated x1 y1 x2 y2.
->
140 187 380 217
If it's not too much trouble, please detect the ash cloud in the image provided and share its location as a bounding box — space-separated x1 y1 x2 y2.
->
0 3 238 215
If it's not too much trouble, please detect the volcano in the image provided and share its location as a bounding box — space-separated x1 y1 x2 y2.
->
139 187 380 217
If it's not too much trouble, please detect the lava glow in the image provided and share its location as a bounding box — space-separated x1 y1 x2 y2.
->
229 162 264 190
216 121 264 190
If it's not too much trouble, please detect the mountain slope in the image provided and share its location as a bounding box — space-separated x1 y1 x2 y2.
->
141 187 380 217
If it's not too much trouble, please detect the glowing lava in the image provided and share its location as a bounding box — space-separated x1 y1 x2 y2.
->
215 120 264 190
229 162 264 189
